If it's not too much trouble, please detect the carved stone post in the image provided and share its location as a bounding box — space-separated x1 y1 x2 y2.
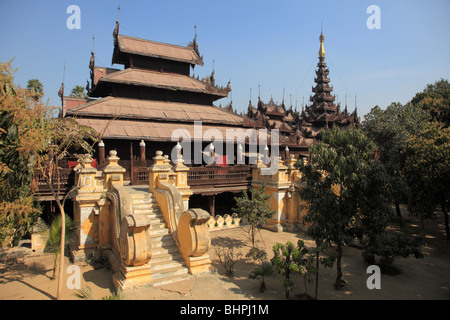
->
148 151 170 193
72 154 106 262
101 150 126 250
139 140 146 161
173 154 192 212
103 150 126 189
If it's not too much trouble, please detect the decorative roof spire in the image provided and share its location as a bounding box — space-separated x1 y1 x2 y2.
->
319 30 325 58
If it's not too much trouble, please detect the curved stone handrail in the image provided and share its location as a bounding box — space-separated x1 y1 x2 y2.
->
154 179 184 246
107 183 152 266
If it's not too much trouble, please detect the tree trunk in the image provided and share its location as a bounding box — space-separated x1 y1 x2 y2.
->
259 280 266 293
251 225 255 248
395 202 402 219
442 202 450 241
315 250 319 300
285 261 290 299
285 274 290 299
335 242 343 289
56 203 65 300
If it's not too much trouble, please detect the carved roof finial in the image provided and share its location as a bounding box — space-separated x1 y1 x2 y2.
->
319 22 325 58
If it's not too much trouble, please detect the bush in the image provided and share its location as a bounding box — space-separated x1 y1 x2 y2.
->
362 233 424 274
249 261 273 292
215 247 243 277
0 197 40 247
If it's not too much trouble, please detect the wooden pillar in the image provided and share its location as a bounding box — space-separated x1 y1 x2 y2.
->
237 143 243 164
139 140 146 161
98 140 105 163
208 195 215 217
130 142 134 185
264 145 269 164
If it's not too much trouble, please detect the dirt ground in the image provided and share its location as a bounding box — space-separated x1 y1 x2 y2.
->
0 212 449 300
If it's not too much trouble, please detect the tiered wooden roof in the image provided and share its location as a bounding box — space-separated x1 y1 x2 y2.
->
112 34 204 66
65 22 240 144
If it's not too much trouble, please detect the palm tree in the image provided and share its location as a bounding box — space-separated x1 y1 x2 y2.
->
70 85 88 99
44 214 77 280
74 286 125 300
249 261 273 292
26 79 44 101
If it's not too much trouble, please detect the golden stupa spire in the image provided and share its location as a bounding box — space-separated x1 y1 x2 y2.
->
319 22 325 58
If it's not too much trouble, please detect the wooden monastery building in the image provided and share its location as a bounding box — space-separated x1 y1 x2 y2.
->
58 21 359 216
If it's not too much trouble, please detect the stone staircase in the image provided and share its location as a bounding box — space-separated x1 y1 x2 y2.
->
127 186 191 287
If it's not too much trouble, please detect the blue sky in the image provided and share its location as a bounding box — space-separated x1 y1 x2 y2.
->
1 0 449 120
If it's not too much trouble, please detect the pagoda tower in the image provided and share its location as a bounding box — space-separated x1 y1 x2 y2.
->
294 31 360 157
308 31 337 128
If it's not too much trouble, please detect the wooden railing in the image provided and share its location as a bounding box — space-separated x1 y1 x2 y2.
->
33 162 252 199
32 168 75 200
187 165 252 188
129 164 252 188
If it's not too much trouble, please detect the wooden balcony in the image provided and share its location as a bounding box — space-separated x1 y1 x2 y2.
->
33 162 252 200
32 168 75 201
187 165 252 194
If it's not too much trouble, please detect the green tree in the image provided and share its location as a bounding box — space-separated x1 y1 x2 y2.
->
298 126 389 288
403 122 450 240
271 241 302 299
26 79 44 101
411 78 450 127
298 126 376 288
232 186 275 248
363 102 430 220
299 126 424 284
70 85 88 99
0 61 51 246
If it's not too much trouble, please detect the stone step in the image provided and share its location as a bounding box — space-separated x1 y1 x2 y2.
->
151 251 183 264
132 203 160 210
151 231 172 239
149 221 167 230
124 185 191 288
149 227 170 237
150 258 185 272
132 203 159 210
130 189 154 199
152 244 179 256
132 211 161 220
151 262 188 278
131 196 156 202
148 216 165 225
150 272 192 288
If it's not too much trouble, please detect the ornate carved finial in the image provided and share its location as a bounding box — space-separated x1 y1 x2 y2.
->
113 20 119 39
319 22 325 58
